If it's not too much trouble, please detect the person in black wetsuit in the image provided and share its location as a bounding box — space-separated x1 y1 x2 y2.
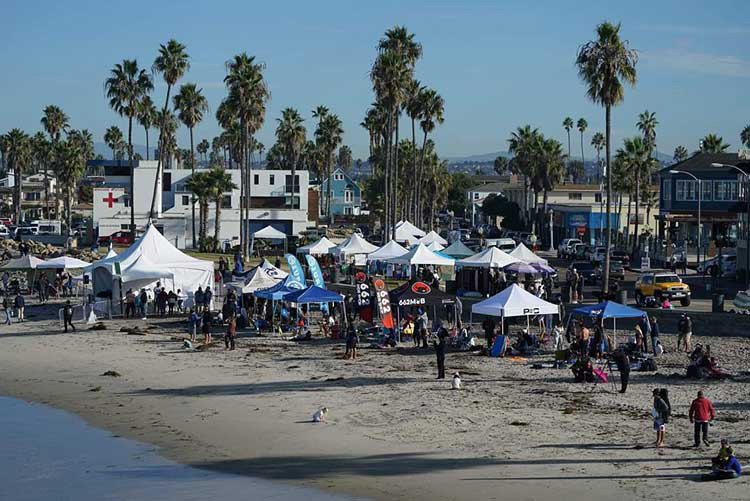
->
609 348 630 393
434 328 447 379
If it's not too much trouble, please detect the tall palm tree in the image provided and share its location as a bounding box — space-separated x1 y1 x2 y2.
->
208 166 237 249
55 133 89 237
577 118 588 169
185 171 212 250
275 107 306 208
315 113 344 222
539 137 566 247
576 21 638 294
197 139 210 163
337 145 353 173
699 134 730 153
405 78 423 220
40 105 69 219
508 125 541 228
741 125 750 149
416 88 444 228
137 95 157 160
563 117 574 160
312 106 329 126
617 137 651 257
104 126 124 160
31 133 50 216
673 145 689 163
173 83 208 248
3 129 31 224
493 156 509 176
636 110 658 160
591 131 605 180
150 39 190 223
105 59 154 238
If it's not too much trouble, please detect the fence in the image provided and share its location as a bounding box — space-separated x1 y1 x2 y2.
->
58 300 113 328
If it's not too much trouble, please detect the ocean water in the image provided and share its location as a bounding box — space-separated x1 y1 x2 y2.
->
0 397 363 501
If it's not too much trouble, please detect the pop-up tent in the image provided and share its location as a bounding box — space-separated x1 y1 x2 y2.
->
569 300 645 347
259 258 288 279
283 285 344 304
457 247 519 269
396 220 426 237
367 240 408 262
442 240 475 259
471 283 560 333
388 243 455 266
419 230 448 246
297 236 337 256
389 280 456 308
251 225 288 254
333 233 378 260
89 225 213 303
425 241 445 252
38 256 91 270
509 243 548 265
230 265 281 294
1 255 45 269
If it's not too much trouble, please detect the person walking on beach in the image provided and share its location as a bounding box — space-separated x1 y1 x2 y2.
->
652 388 670 448
650 316 660 355
689 391 716 447
224 315 236 350
434 327 447 379
201 309 212 344
678 313 692 352
14 292 24 322
138 289 148 319
125 289 136 319
189 308 200 343
2 296 11 325
63 300 76 332
639 313 651 353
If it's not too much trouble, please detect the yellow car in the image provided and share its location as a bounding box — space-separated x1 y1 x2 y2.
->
635 272 691 307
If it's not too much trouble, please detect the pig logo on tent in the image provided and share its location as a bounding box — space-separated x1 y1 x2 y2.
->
411 282 431 294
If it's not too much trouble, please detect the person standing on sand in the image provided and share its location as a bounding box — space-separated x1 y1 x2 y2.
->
652 388 669 447
124 289 136 319
2 296 11 325
202 309 212 344
63 300 76 332
189 308 199 343
677 313 692 352
434 327 447 379
689 390 716 447
14 292 24 322
224 315 236 350
639 313 651 353
650 316 660 355
482 316 496 353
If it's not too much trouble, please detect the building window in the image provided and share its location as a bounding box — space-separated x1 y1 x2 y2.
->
124 197 130 208
568 193 582 200
714 180 739 201
334 173 344 181
344 207 353 215
254 174 259 185
121 224 130 230
285 175 300 193
473 193 480 200
24 192 41 201
594 193 602 203
221 195 232 208
662 179 670 201
269 174 275 185
182 195 190 206
162 172 171 192
676 180 699 201
702 181 713 201
344 190 353 203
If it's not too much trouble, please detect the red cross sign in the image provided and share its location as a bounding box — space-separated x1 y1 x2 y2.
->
103 191 116 208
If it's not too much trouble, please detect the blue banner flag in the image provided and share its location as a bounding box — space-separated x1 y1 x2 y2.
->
284 254 306 289
304 255 326 289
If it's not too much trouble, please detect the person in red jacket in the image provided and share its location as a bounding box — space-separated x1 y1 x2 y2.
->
689 391 716 447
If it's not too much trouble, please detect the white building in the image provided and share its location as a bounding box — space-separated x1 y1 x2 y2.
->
90 160 312 249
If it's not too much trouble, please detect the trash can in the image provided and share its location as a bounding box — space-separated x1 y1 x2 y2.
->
712 293 725 313
617 289 628 305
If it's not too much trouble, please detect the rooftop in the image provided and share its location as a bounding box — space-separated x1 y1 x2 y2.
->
658 152 750 175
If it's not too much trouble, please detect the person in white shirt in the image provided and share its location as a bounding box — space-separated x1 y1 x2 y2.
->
313 407 328 423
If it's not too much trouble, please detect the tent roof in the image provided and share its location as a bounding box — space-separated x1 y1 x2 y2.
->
297 236 337 255
457 247 520 269
333 233 379 255
509 243 548 265
254 282 298 300
1 255 45 270
419 230 448 246
38 256 91 269
395 220 426 237
240 265 280 293
388 243 455 266
570 301 645 320
259 258 288 279
104 248 118 259
390 280 456 307
367 240 408 261
471 284 559 318
253 225 287 240
120 254 175 283
442 240 475 258
426 241 445 251
283 285 344 304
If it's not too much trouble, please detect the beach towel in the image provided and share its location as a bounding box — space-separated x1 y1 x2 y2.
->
593 368 608 383
490 335 507 358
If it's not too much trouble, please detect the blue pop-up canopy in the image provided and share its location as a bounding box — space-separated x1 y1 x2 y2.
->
570 300 644 319
254 280 299 300
283 285 344 304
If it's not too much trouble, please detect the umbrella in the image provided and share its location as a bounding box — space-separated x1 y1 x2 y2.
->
531 262 556 273
504 261 541 274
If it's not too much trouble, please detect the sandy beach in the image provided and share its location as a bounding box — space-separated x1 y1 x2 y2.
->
1 300 748 500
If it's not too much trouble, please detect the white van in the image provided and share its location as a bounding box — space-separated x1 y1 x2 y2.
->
0 224 9 238
30 220 62 235
487 237 516 253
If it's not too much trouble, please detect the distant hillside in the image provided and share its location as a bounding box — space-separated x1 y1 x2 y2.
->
94 142 153 160
442 151 511 163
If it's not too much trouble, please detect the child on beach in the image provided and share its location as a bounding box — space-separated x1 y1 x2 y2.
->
313 407 328 423
189 308 200 343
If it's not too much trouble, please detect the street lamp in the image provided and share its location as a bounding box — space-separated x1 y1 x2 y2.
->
712 162 750 287
669 170 701 267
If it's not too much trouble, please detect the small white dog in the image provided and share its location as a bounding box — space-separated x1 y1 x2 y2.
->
313 407 328 422
451 372 461 390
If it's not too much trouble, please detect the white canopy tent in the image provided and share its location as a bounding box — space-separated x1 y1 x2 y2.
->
89 225 213 304
1 255 45 270
259 258 288 280
396 220 426 237
367 240 408 262
228 265 280 294
419 230 448 246
509 243 548 265
103 248 118 259
425 241 445 252
456 247 520 269
388 243 455 266
38 256 91 270
442 240 475 258
471 283 560 333
333 233 379 262
250 225 288 254
297 236 337 256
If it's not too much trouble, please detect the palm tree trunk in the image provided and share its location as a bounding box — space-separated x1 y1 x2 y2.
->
327 153 333 224
15 167 22 225
392 114 399 240
44 161 49 219
383 124 391 242
543 189 549 247
411 117 417 221
417 129 429 230
190 127 197 249
602 105 612 295
148 84 173 222
632 170 640 259
617 192 623 245
580 132 585 174
145 127 150 161
128 115 135 239
214 195 221 245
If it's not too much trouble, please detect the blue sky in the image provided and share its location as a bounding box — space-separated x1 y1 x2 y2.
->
2 0 748 161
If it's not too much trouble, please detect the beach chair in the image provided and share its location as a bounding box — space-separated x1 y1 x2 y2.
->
490 335 507 358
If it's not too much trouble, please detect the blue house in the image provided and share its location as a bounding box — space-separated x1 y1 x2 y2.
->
319 168 363 217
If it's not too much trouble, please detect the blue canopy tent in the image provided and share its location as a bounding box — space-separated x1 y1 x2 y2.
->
569 300 645 347
283 285 344 304
254 276 305 332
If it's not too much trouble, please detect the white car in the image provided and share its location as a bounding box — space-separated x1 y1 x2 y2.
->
557 238 582 258
697 253 737 276
590 246 608 265
487 237 516 253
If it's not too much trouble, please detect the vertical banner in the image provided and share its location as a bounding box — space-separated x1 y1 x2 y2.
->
284 254 306 289
373 278 394 329
355 271 373 323
304 255 325 289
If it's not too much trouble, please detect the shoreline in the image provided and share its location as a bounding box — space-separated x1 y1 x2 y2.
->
1 307 748 500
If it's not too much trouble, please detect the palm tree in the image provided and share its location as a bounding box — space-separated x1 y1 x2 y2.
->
493 156 509 176
55 134 88 237
405 78 423 219
741 125 750 149
337 145 353 173
153 110 177 167
312 106 329 126
173 83 208 248
617 136 651 257
637 110 658 159
576 21 638 294
31 133 51 216
563 117 574 160
315 113 344 222
105 59 154 238
208 166 237 249
185 171 211 250
591 131 605 181
673 145 689 163
577 118 588 169
137 95 157 160
104 126 124 160
699 134 730 153
539 137 566 247
40 105 69 218
416 88 444 228
197 139 210 163
508 125 541 228
3 129 31 224
275 107 306 208
149 39 190 222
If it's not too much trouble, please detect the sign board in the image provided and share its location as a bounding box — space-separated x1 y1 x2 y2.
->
739 148 750 160
641 257 650 271
373 278 394 329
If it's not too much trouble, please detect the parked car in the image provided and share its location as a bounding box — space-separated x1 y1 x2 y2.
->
557 238 582 258
635 272 691 306
15 226 39 237
570 260 597 285
0 224 9 238
573 243 589 261
598 259 625 281
589 246 608 265
697 252 737 276
610 249 630 268
487 237 516 253
97 231 134 246
514 232 531 244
